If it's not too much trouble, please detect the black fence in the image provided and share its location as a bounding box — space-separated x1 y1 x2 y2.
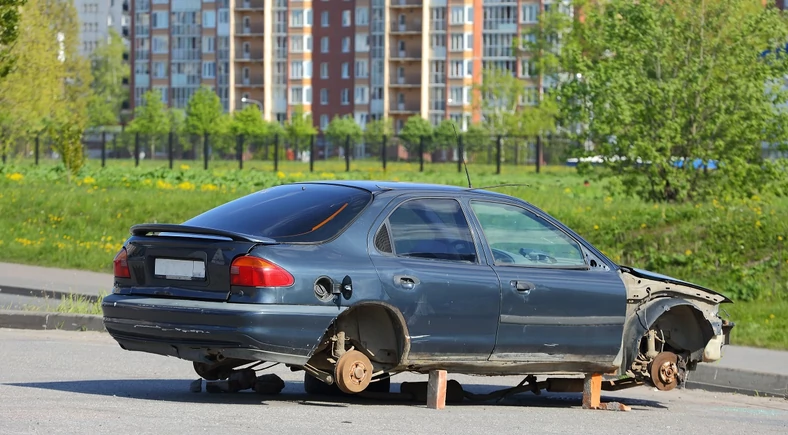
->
2 131 583 174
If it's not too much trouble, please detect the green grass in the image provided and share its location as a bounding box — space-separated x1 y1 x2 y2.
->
1 159 787 349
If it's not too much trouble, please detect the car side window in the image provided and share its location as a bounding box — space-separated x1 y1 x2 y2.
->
470 201 586 267
386 198 477 263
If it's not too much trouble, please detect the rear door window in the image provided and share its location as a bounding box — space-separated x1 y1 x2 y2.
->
184 183 372 243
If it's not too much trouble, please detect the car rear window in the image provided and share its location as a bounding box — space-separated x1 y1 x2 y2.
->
183 183 372 243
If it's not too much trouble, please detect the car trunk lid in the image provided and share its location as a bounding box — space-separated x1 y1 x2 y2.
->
117 224 279 301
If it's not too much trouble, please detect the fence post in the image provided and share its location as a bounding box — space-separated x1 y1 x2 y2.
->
344 134 351 172
381 135 387 172
134 132 140 167
309 134 315 173
35 135 40 165
536 135 542 174
273 134 279 172
496 135 502 175
457 135 464 173
112 133 117 161
237 134 244 170
168 132 174 169
101 131 107 167
514 138 519 166
419 136 425 172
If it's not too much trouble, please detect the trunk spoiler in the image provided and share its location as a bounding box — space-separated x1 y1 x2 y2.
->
620 265 732 304
130 224 279 245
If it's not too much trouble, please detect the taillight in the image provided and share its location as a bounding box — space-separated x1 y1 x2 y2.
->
113 247 130 278
230 256 294 287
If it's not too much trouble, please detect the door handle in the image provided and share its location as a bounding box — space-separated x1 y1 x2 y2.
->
394 275 420 290
510 280 536 292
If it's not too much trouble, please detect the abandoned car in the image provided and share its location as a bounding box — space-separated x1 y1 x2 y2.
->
102 181 733 395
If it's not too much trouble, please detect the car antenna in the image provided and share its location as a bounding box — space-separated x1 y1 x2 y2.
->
452 124 473 188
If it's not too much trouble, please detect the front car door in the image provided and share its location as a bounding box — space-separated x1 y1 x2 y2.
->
368 195 501 362
466 199 627 370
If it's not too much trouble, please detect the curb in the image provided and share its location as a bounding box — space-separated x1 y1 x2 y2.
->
684 365 788 398
0 309 105 332
0 285 100 303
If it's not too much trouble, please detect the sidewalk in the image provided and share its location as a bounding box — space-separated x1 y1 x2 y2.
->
0 261 786 398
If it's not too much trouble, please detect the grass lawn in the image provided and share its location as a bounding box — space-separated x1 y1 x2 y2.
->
1 158 787 349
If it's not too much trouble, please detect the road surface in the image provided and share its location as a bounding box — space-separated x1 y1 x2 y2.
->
1 329 786 435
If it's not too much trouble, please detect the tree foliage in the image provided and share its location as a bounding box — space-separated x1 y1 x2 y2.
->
325 115 362 146
463 122 491 153
399 116 433 153
231 104 268 138
127 89 169 136
0 0 27 79
185 86 225 135
560 0 788 202
363 118 393 154
87 28 128 128
433 119 459 148
285 105 317 150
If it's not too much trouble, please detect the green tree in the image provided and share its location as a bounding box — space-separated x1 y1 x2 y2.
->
87 28 128 128
231 104 267 138
285 105 317 152
463 122 491 153
560 0 788 202
474 67 528 139
363 117 393 155
185 85 225 135
127 89 170 158
325 115 362 146
399 115 433 154
433 119 460 150
0 0 27 79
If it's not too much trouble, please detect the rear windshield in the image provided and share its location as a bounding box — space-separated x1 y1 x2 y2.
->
184 183 372 243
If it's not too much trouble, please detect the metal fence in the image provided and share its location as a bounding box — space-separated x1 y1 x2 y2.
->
2 130 583 174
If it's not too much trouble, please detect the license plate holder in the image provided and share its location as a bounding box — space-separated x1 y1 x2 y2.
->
154 258 206 281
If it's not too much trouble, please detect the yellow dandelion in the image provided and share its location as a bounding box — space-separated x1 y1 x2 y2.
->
640 223 647 229
276 171 286 179
685 249 692 256
201 183 219 192
563 187 572 194
177 181 196 191
83 176 96 185
180 164 190 170
5 172 23 181
779 236 784 242
593 225 599 230
770 314 775 319
755 220 762 228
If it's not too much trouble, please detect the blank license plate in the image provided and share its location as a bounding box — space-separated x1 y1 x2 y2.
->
154 258 206 280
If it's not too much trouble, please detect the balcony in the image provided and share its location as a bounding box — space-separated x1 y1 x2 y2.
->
237 24 265 36
235 49 264 61
389 101 420 114
390 0 423 8
235 74 264 87
389 73 422 87
237 0 265 10
390 48 422 60
134 26 149 37
171 49 201 61
390 22 423 35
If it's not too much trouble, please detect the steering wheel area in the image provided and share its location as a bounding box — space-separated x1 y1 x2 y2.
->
492 248 516 264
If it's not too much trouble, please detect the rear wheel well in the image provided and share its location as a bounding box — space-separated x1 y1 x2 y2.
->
307 302 409 372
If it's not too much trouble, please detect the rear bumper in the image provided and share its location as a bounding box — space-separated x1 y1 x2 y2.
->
101 294 344 365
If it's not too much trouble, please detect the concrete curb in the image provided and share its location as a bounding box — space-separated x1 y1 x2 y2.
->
685 365 788 398
0 285 100 303
0 309 105 332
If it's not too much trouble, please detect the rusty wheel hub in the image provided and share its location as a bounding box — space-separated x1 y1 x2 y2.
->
334 349 373 394
649 351 680 391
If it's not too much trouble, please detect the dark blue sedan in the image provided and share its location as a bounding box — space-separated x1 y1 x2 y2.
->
102 181 733 394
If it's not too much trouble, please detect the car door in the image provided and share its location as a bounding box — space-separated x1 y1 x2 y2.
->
368 195 501 361
466 199 627 365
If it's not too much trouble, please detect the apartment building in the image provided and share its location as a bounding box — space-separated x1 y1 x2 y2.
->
130 0 561 132
76 0 131 57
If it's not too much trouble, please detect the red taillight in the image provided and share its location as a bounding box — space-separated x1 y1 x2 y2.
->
230 256 294 287
113 247 130 278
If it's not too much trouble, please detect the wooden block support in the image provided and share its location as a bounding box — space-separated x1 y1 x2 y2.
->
582 373 602 409
427 370 447 409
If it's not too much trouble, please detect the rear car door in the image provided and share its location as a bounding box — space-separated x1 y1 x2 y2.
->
466 199 627 365
368 196 501 361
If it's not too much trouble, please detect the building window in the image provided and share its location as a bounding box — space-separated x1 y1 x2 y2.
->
202 61 216 78
520 59 532 78
290 10 304 27
291 61 303 79
152 36 168 53
320 62 329 78
321 37 329 53
449 86 463 106
203 10 216 28
449 34 464 52
321 11 329 27
356 7 369 26
320 88 328 105
450 6 465 24
521 4 538 24
290 36 304 52
304 86 312 104
341 62 349 78
342 10 351 26
202 36 215 53
355 34 369 52
305 35 312 52
290 86 303 104
152 11 168 28
355 60 368 78
342 37 350 53
320 114 329 130
354 86 368 104
340 88 350 105
152 62 166 78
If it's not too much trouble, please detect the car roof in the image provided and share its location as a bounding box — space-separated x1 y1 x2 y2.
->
295 180 517 199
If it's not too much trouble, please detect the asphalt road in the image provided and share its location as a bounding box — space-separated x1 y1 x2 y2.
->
1 329 787 435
